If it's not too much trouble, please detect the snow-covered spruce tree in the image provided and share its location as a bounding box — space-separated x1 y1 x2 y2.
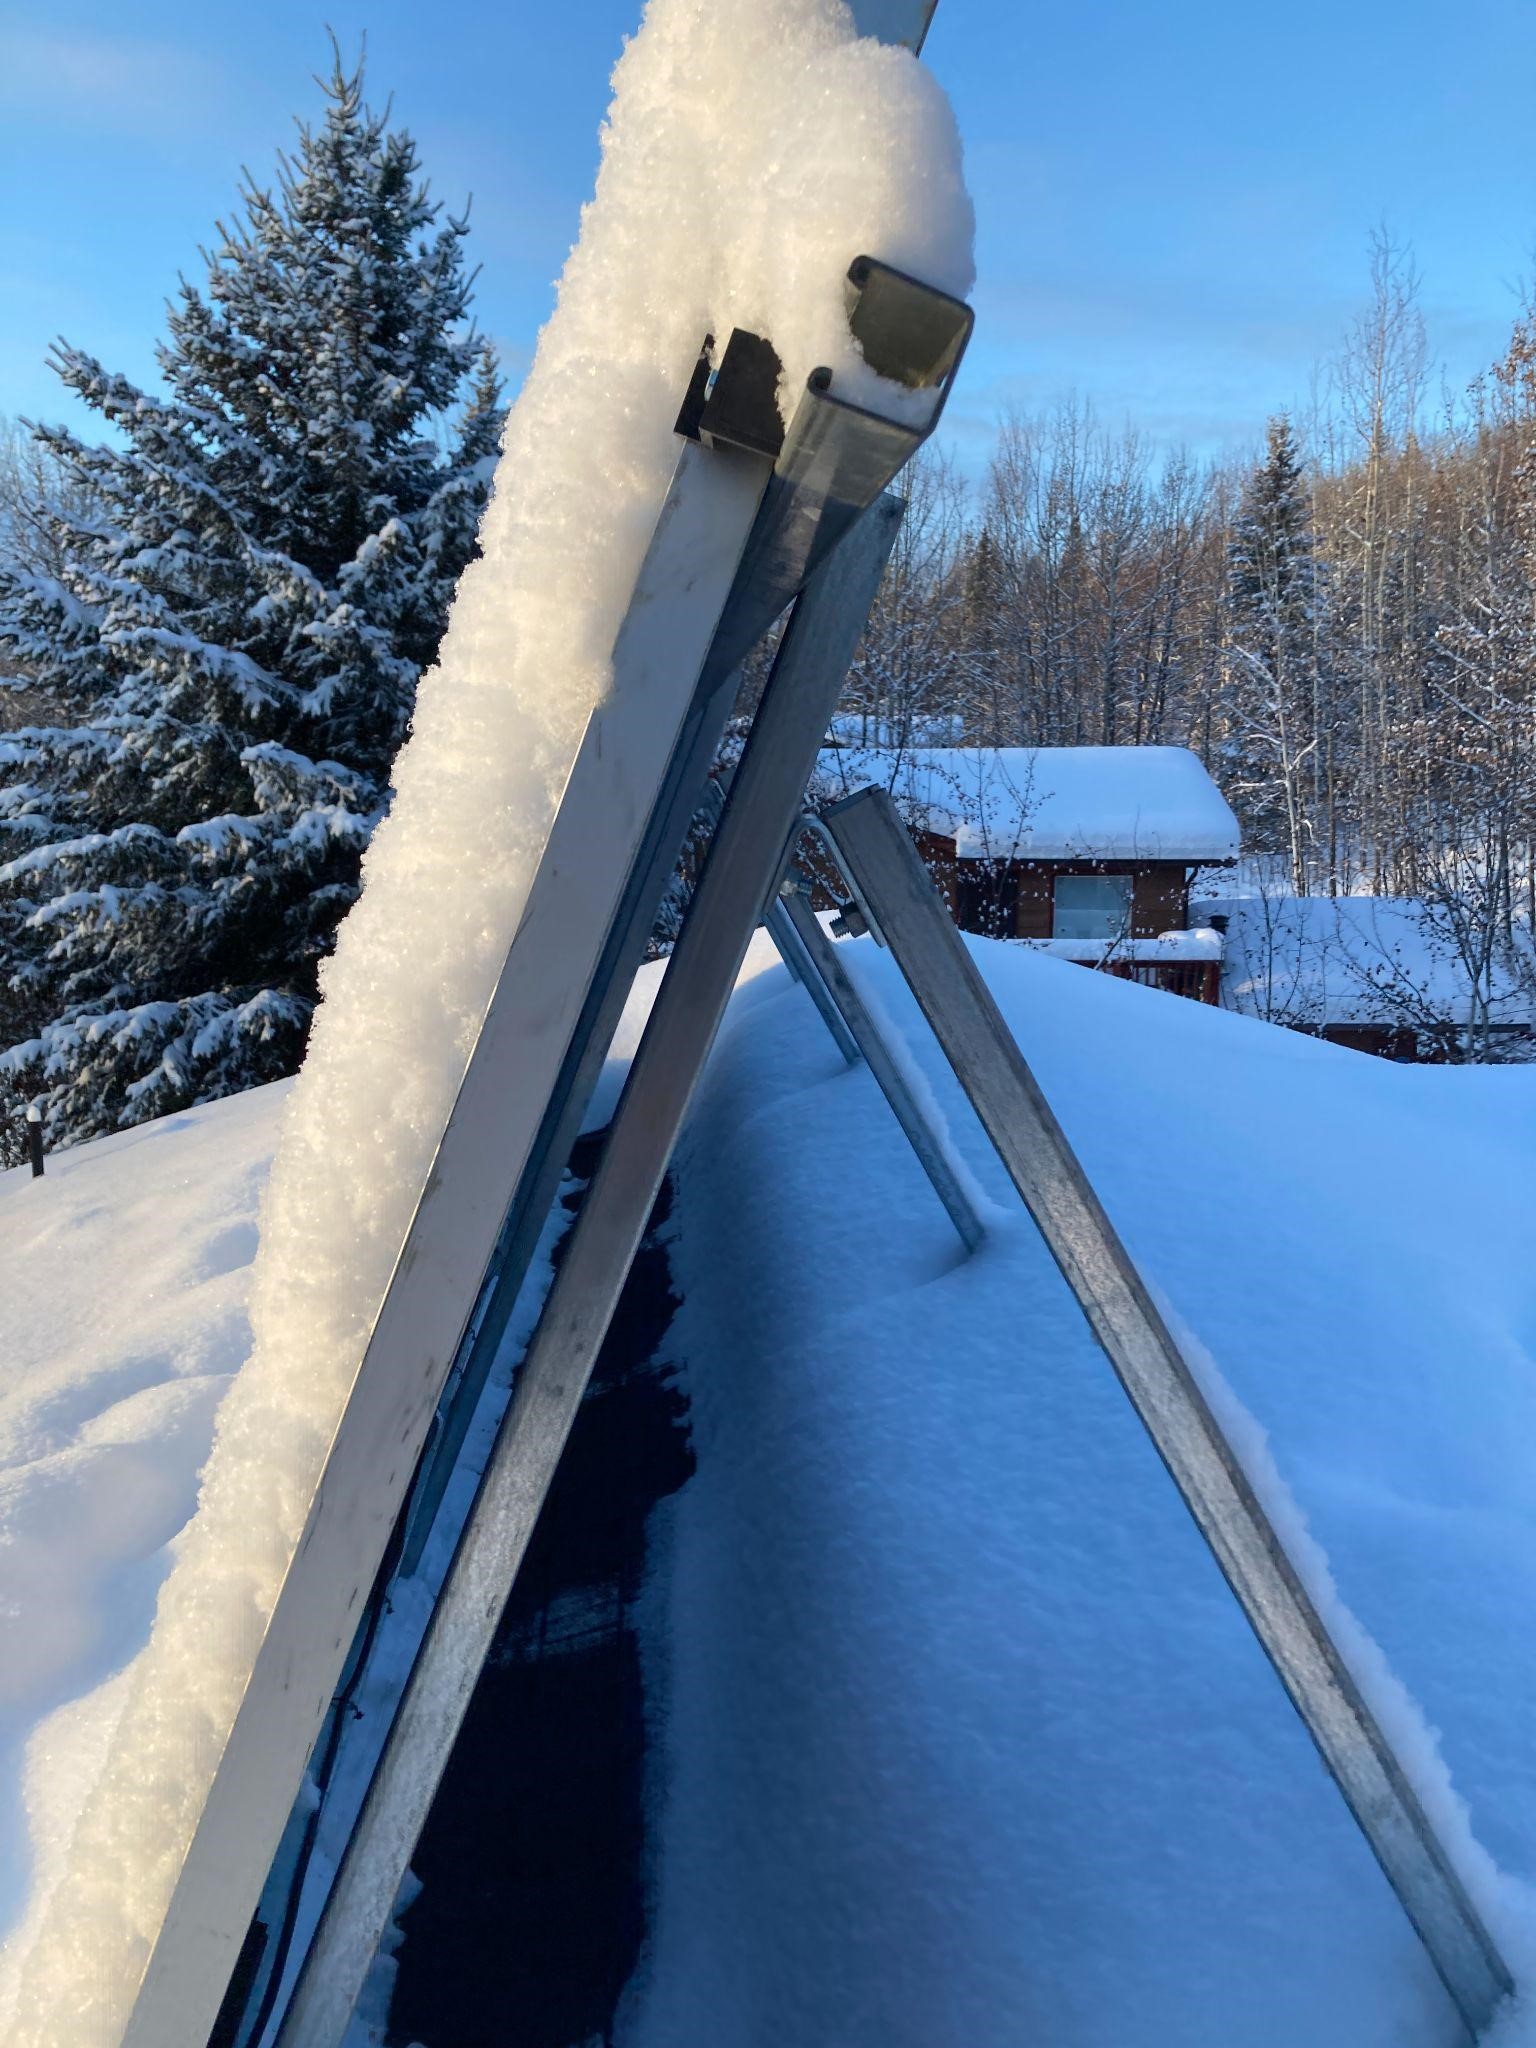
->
1223 414 1323 892
0 53 501 1155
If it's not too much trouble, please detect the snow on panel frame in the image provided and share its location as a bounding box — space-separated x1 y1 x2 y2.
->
0 5 973 2044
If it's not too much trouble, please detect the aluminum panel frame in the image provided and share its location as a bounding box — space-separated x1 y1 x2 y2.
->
273 499 906 2048
847 0 939 49
118 438 775 2048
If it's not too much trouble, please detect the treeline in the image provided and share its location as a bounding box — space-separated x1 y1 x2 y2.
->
848 234 1536 972
6 149 1534 1148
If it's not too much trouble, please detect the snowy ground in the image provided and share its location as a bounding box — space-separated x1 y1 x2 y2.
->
3 940 1535 2044
0 1083 285 1989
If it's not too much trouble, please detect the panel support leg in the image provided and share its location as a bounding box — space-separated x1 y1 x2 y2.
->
818 784 1513 2042
774 879 984 1252
763 891 862 1065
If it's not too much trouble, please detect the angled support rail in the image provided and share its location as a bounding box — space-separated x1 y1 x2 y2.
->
772 869 984 1251
695 779 984 1252
816 785 1514 2044
273 497 907 2048
763 883 863 1063
125 428 776 2048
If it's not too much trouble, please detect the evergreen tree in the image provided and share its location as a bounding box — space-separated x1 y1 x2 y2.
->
1229 414 1315 618
0 50 501 1154
1223 414 1323 889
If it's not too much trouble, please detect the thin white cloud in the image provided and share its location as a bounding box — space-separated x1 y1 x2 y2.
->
0 26 228 135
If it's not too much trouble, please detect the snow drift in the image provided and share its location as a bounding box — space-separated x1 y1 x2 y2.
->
0 1090 283 2024
0 3 973 2038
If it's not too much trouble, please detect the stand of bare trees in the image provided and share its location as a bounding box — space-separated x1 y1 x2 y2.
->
829 236 1536 1054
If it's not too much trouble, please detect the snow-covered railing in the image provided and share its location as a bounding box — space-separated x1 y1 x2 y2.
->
1025 928 1225 966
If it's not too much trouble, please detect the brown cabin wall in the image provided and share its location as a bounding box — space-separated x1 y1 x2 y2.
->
915 831 959 918
1131 866 1191 937
1011 866 1052 939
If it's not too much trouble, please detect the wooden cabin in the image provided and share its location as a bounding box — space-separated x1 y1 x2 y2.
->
811 745 1241 1003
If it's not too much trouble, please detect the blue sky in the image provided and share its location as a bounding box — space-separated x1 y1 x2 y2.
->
2 0 1534 468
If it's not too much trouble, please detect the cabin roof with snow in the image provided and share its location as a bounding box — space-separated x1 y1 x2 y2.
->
1206 892 1536 1030
813 745 1241 863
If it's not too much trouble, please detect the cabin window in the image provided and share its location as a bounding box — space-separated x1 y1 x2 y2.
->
1053 873 1132 940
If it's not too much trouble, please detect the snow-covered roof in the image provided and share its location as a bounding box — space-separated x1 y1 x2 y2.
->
1204 892 1536 1029
814 745 1241 862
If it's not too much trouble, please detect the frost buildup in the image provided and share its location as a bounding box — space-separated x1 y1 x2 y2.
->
0 53 502 1156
